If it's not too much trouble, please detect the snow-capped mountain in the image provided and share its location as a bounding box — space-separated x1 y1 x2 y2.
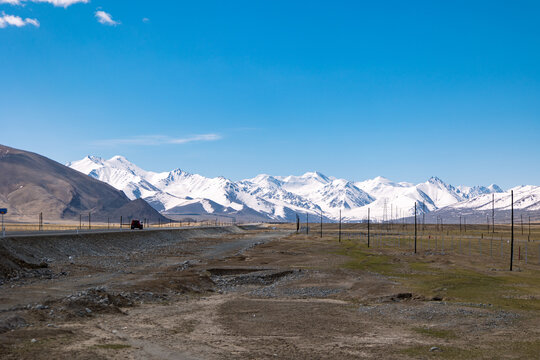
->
68 155 164 200
68 156 254 217
68 155 515 222
351 176 501 220
441 185 540 212
420 185 540 224
239 172 374 220
456 184 504 199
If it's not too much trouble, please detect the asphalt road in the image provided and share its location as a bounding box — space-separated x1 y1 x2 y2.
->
1 225 227 238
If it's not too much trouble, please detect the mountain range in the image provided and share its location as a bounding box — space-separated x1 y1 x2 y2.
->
67 155 539 223
0 145 167 223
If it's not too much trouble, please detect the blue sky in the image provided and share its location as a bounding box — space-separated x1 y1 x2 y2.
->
1 1 539 189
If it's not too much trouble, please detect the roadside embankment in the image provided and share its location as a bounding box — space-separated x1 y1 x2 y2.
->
0 226 244 280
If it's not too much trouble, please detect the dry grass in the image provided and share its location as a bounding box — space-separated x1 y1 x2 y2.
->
338 237 540 311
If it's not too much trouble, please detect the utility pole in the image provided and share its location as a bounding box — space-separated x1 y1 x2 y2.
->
367 208 370 248
306 213 309 235
88 212 91 230
390 204 393 231
521 214 524 235
0 209 5 237
79 214 82 230
492 193 495 233
338 210 342 242
320 210 323 238
414 202 417 254
422 202 426 231
383 200 387 229
510 190 514 271
528 216 531 241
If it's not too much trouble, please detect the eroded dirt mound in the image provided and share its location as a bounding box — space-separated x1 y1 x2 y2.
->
0 244 49 281
0 315 27 334
27 287 140 323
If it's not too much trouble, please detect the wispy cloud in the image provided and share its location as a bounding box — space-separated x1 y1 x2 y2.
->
142 17 150 23
92 134 222 147
95 10 119 26
0 11 39 28
0 0 89 7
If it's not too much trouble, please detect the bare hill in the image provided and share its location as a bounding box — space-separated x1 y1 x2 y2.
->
0 144 167 222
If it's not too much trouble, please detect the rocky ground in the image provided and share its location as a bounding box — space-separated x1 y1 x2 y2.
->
0 226 539 359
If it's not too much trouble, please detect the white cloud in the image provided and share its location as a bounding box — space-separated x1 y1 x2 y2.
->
95 10 119 26
92 134 222 147
0 0 23 5
0 12 39 28
0 0 88 7
33 0 88 7
142 17 149 23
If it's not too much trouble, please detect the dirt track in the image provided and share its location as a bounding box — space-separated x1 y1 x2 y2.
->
0 226 539 359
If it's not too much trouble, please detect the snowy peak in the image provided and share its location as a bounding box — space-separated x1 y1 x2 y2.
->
355 176 401 194
301 171 332 183
416 178 462 208
318 179 374 210
85 155 105 163
159 168 190 185
66 155 104 171
68 155 145 176
427 176 445 184
279 171 331 192
488 184 504 193
248 174 283 188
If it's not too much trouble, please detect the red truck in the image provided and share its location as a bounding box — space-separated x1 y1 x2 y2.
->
130 220 143 230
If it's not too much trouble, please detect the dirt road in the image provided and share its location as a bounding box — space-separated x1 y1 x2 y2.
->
1 226 539 359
